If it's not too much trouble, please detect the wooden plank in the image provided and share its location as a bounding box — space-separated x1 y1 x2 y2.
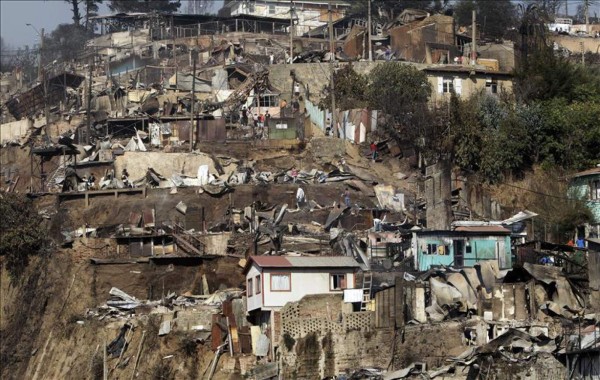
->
395 276 405 328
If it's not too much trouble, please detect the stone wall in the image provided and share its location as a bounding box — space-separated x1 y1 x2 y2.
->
393 321 471 370
280 328 395 379
279 293 386 378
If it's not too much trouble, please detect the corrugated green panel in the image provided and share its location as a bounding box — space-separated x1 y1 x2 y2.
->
268 126 296 140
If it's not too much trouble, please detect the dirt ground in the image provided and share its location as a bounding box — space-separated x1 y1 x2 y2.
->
0 132 419 379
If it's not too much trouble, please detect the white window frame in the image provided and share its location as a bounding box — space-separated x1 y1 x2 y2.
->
330 273 347 291
270 273 291 292
438 76 461 95
258 94 278 108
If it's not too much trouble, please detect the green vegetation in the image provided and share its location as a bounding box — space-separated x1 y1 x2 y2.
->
108 0 181 13
454 0 517 40
0 193 49 281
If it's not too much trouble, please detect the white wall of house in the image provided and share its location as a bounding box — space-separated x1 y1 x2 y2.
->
228 1 344 36
245 263 356 312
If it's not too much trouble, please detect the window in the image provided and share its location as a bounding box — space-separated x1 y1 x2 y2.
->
330 274 346 290
423 244 450 255
268 5 276 14
591 180 600 200
486 78 498 94
426 243 438 255
466 244 472 254
442 78 454 93
255 275 261 294
271 273 291 291
258 94 278 107
437 77 461 95
247 277 253 296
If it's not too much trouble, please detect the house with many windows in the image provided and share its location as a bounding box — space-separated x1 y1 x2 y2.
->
569 166 600 241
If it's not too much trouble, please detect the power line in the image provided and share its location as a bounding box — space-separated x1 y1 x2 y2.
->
491 181 580 201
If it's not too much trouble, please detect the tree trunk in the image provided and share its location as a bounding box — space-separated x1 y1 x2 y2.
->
70 0 81 26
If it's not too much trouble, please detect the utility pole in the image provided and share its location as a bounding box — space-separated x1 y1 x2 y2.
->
471 10 477 66
584 0 590 33
367 0 372 61
86 58 93 145
328 0 336 137
38 28 44 82
289 1 295 65
190 53 197 152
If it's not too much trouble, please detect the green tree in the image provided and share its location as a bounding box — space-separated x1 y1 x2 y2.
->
109 0 181 13
453 0 476 27
319 64 369 111
366 62 431 119
514 47 600 103
453 0 517 39
350 0 441 21
0 193 50 281
44 24 92 63
84 0 104 30
64 1 103 29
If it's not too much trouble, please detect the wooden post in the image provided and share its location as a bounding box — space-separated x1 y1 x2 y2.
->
190 53 197 151
130 330 146 380
103 338 107 380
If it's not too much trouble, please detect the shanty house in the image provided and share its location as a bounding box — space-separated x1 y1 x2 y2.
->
569 166 600 240
388 14 457 64
244 255 360 313
411 227 512 271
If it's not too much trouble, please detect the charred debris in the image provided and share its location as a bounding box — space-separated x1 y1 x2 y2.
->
0 8 598 380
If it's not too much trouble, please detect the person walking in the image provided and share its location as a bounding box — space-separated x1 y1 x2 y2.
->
296 187 305 208
265 110 271 126
342 188 351 208
370 141 378 162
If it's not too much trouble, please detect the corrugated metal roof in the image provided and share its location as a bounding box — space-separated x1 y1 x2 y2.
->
250 256 291 268
284 256 360 268
247 255 360 270
572 167 600 178
454 226 511 233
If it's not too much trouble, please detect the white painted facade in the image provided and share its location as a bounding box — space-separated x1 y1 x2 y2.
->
245 262 356 312
226 0 349 36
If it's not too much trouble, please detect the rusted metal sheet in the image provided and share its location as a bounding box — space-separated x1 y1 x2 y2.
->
211 314 224 351
197 118 226 142
239 326 252 354
171 121 191 141
589 251 600 290
4 72 84 120
129 211 142 226
142 208 155 227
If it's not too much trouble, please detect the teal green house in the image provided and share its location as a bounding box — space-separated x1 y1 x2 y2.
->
569 167 600 239
411 226 513 271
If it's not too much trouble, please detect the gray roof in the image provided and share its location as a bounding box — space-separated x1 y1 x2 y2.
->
248 255 360 269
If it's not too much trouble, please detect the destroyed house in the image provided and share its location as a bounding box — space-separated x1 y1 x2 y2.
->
411 226 512 271
243 255 360 312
